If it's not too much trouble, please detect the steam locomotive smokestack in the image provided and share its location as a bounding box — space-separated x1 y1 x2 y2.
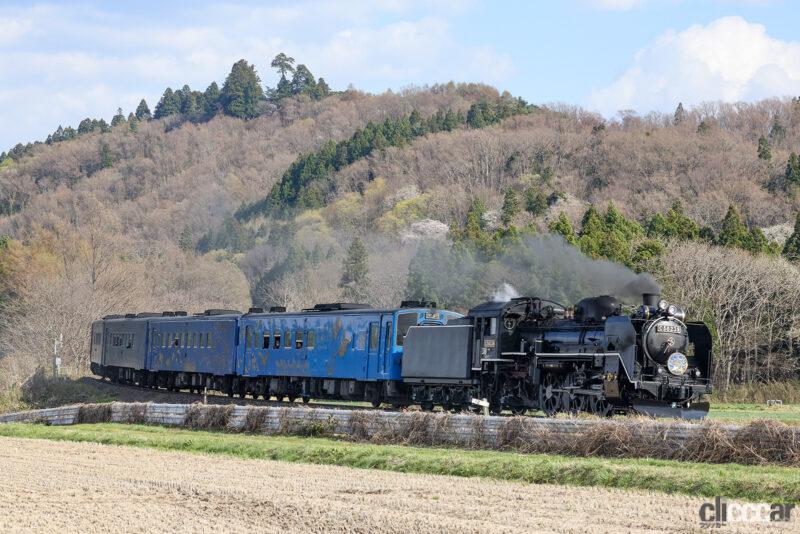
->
643 293 660 307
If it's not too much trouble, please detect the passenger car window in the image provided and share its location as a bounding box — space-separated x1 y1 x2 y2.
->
295 331 303 349
284 330 291 348
357 332 366 350
307 330 315 349
274 333 281 349
396 313 417 346
263 333 270 349
370 324 379 350
206 332 212 349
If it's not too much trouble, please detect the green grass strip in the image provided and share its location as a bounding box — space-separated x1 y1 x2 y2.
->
1 422 799 503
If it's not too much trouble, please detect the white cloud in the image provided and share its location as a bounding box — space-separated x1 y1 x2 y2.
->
0 16 32 44
589 16 800 115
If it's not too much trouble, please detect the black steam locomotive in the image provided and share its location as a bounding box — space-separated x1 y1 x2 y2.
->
402 293 712 419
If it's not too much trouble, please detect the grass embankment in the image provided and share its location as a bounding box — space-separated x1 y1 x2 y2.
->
1 422 798 503
0 374 115 413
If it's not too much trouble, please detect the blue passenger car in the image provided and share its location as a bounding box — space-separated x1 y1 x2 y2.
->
91 302 461 406
235 303 461 404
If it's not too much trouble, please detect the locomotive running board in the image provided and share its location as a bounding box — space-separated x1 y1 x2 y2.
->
631 399 710 420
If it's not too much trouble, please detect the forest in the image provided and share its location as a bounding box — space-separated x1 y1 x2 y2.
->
2 54 800 392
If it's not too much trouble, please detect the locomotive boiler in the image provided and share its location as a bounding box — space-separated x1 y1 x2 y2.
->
401 293 712 418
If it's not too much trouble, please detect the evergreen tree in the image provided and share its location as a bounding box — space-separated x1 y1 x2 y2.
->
783 212 800 262
78 118 95 134
785 152 800 188
221 59 264 119
717 205 750 249
98 119 110 133
316 77 331 98
524 187 548 216
270 52 295 78
501 189 520 225
178 228 193 252
180 85 198 114
757 136 772 161
127 113 139 132
464 198 486 240
548 212 577 245
135 99 151 120
340 237 369 301
646 201 699 240
673 102 686 125
111 107 126 127
697 120 711 134
203 82 222 115
154 88 181 119
769 119 786 143
100 143 113 168
290 64 316 96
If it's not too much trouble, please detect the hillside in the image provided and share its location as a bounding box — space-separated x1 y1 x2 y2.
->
1 57 800 391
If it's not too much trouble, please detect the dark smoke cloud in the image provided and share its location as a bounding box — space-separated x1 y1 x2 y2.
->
408 235 661 311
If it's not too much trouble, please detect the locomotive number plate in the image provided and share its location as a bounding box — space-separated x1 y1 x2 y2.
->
656 323 681 334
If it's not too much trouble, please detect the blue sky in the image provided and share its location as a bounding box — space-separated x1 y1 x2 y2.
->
2 0 800 150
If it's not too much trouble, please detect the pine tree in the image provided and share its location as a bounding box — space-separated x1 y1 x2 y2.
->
135 99 151 120
340 237 369 301
221 60 264 119
100 143 113 168
111 107 126 127
717 205 749 248
785 152 800 188
501 189 520 225
757 136 772 161
154 88 181 119
270 52 296 78
524 187 548 216
290 64 316 96
127 113 139 132
783 212 800 262
203 82 221 115
548 212 577 245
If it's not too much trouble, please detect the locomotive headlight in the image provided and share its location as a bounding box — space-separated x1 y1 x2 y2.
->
667 352 689 376
658 299 669 312
667 304 677 316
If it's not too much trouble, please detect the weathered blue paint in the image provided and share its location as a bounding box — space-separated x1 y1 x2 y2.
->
95 307 461 383
236 308 460 381
146 315 239 375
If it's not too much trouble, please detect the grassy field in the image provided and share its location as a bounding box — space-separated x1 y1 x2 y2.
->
708 403 800 424
1 422 799 503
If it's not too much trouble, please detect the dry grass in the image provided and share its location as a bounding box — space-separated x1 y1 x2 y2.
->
74 403 112 424
116 402 148 424
184 402 233 431
334 410 800 467
1 435 789 533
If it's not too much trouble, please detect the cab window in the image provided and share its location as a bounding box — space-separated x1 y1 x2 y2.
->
396 313 417 346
